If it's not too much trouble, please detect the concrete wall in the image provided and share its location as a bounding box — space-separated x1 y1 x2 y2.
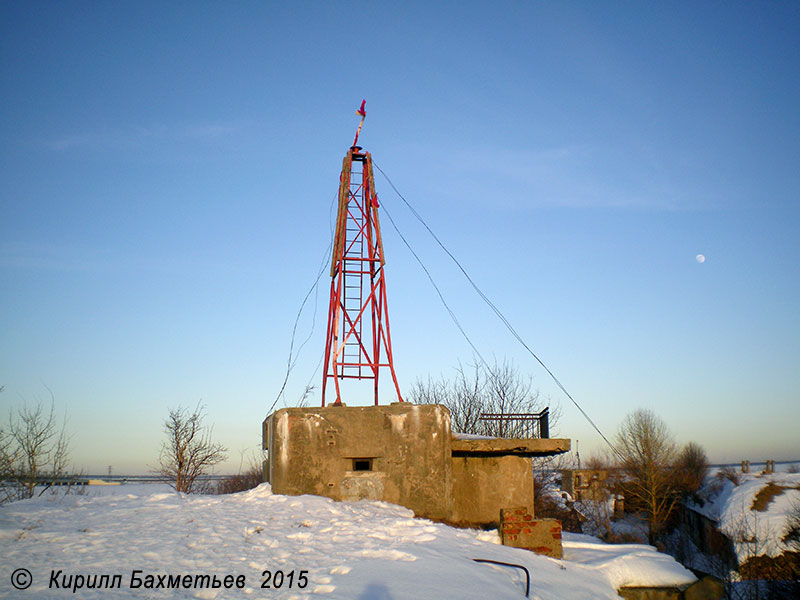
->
562 469 611 502
264 403 570 534
618 576 724 600
451 455 533 526
264 403 453 521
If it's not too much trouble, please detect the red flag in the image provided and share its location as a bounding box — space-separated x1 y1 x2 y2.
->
356 100 366 117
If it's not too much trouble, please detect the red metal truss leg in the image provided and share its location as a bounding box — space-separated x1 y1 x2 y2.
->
322 146 403 406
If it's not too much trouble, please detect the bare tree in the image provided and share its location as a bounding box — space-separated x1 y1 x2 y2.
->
408 362 484 434
615 408 679 544
674 441 709 496
583 451 615 471
157 404 227 494
0 423 21 503
484 360 549 437
0 386 16 501
408 359 554 438
1 388 71 502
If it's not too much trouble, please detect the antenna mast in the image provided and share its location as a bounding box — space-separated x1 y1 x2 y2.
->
322 101 403 406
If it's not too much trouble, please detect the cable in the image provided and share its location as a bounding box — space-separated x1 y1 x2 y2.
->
382 200 536 428
287 262 321 374
374 161 622 459
380 202 492 373
266 192 338 416
266 245 330 416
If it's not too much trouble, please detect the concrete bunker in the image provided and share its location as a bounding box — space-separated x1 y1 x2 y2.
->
262 402 569 528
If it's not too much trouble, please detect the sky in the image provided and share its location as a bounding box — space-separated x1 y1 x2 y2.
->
1 1 798 474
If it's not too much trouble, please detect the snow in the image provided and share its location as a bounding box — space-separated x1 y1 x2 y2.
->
563 534 696 590
1 484 696 599
451 432 495 440
690 472 800 562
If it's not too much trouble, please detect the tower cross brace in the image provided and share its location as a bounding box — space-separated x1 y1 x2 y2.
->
321 145 403 406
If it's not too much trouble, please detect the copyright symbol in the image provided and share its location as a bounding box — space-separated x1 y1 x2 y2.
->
11 568 32 590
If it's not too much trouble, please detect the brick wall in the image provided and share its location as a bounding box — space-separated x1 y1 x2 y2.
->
500 507 562 558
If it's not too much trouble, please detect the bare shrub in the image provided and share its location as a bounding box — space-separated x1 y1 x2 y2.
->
216 464 263 495
708 500 800 599
784 501 800 550
577 498 614 540
1 389 71 503
719 466 742 486
783 502 800 596
157 404 227 494
738 554 800 599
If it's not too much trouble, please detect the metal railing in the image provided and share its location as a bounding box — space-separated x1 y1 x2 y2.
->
478 407 549 439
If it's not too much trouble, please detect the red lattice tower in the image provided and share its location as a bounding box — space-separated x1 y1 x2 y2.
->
322 103 403 406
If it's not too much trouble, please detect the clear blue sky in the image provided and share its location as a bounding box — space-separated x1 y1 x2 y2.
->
2 2 798 473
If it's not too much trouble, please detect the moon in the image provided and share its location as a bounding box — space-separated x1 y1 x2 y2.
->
696 254 706 263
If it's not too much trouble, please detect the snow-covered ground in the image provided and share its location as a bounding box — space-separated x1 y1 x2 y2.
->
0 484 696 599
689 471 800 563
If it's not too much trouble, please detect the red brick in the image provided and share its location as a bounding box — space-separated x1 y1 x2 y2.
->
501 518 563 559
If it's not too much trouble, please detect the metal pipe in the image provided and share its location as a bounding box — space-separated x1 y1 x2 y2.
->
471 559 530 597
